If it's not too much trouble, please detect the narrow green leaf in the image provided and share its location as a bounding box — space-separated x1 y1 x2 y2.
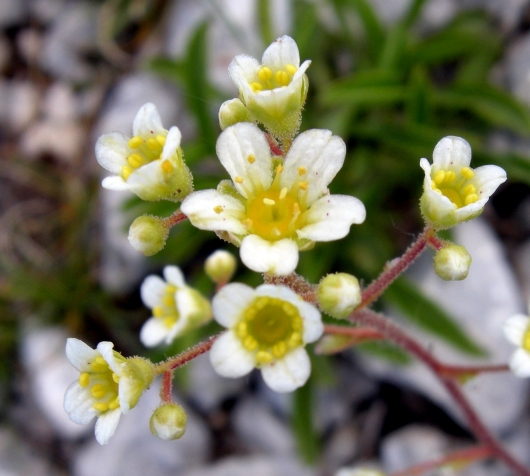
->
378 24 407 71
402 0 429 28
384 277 485 356
257 0 274 46
344 0 385 55
356 340 412 365
291 376 319 464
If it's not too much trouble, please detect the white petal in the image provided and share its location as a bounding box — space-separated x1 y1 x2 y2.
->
132 103 165 138
212 283 256 328
262 35 301 70
96 342 119 374
101 175 130 191
95 132 129 173
432 136 471 171
240 235 299 276
471 164 507 199
216 123 273 198
95 408 121 445
297 301 323 343
126 160 165 195
209 331 255 378
64 381 98 424
181 189 247 235
509 348 530 378
163 266 185 287
261 347 311 393
66 338 99 372
281 129 346 205
504 314 529 346
297 195 366 242
254 284 302 303
140 317 169 347
228 54 260 91
140 275 167 309
161 126 181 161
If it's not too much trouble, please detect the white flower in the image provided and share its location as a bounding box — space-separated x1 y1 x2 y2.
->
181 122 366 276
95 103 193 202
64 339 153 445
140 266 212 347
503 313 530 377
228 35 311 140
420 136 506 229
209 283 323 393
335 468 385 476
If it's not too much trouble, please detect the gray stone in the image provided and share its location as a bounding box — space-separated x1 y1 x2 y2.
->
505 32 530 104
73 386 211 476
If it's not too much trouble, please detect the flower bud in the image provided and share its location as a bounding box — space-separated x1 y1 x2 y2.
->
205 250 237 285
433 244 472 281
128 215 168 256
219 99 255 130
150 403 187 440
318 273 361 319
335 469 385 476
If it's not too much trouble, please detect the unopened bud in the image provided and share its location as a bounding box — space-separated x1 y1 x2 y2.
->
150 403 187 440
205 250 237 285
128 215 168 256
219 99 255 130
434 244 472 281
318 273 361 319
335 469 385 476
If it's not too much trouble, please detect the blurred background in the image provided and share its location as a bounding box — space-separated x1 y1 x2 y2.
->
2 0 530 474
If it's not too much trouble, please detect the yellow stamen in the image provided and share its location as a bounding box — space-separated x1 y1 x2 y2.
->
444 171 456 183
79 372 90 387
163 295 175 307
291 316 303 330
461 167 474 179
91 384 106 399
163 316 177 328
213 205 223 214
288 332 302 348
297 166 307 176
276 165 284 174
263 198 276 206
128 136 143 149
247 154 255 164
112 373 120 383
298 181 308 191
434 170 445 185
257 66 273 81
127 153 143 168
462 184 476 195
243 335 258 351
153 306 164 317
235 176 244 184
523 330 530 352
285 64 298 75
108 398 120 410
255 351 273 364
156 135 166 146
146 138 160 150
93 402 109 412
464 194 478 205
250 82 263 92
272 341 287 358
121 166 133 180
161 160 173 173
275 70 290 86
237 321 248 337
279 187 288 200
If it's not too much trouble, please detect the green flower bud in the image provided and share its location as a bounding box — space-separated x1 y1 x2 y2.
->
433 244 472 281
318 273 361 319
219 99 256 130
205 250 237 285
150 403 187 440
128 215 168 256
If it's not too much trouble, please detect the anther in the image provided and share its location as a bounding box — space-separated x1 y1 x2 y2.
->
235 176 244 184
121 166 133 180
461 167 474 179
263 198 276 206
163 316 177 328
128 136 143 149
213 205 223 214
108 398 120 410
79 372 90 387
112 373 120 383
156 135 166 146
276 165 284 174
91 384 106 399
93 402 109 412
275 70 290 86
279 188 288 200
161 160 173 173
272 342 287 358
163 295 175 307
462 184 476 195
247 154 255 164
285 64 298 75
243 335 258 351
153 306 164 317
127 154 143 168
257 66 273 81
434 171 445 185
464 194 478 205
237 322 248 337
146 138 160 150
289 332 302 347
297 166 307 176
444 171 456 183
255 351 273 364
250 82 263 92
298 181 308 191
524 331 530 352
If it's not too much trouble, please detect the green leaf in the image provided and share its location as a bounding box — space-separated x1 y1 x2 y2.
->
383 277 485 356
343 0 385 55
291 375 319 464
356 340 412 365
257 0 274 46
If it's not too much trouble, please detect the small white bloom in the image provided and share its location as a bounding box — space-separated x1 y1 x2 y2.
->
229 35 311 140
209 283 324 393
140 265 212 347
420 136 506 229
181 123 366 276
95 103 193 202
64 339 153 445
503 313 530 377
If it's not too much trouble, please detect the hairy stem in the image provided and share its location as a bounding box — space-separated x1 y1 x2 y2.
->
160 371 173 403
161 209 188 229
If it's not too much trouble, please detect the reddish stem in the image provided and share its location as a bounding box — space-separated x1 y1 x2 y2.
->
390 445 493 476
352 308 530 476
324 324 384 341
160 371 173 403
161 209 188 229
427 234 445 251
359 228 432 309
438 363 509 378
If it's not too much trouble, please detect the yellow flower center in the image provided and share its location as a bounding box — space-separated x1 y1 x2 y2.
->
78 355 121 413
236 296 304 365
430 166 479 208
152 284 180 329
120 134 175 181
249 64 299 93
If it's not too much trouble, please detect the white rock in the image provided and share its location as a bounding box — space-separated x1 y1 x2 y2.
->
0 80 40 133
30 0 65 24
361 218 528 435
16 29 42 65
505 32 530 104
181 455 316 476
42 83 78 121
74 386 211 476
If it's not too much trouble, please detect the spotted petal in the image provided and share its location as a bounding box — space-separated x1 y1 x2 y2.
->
66 338 99 372
132 103 166 138
209 331 255 378
262 35 300 70
431 136 471 171
261 347 311 392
